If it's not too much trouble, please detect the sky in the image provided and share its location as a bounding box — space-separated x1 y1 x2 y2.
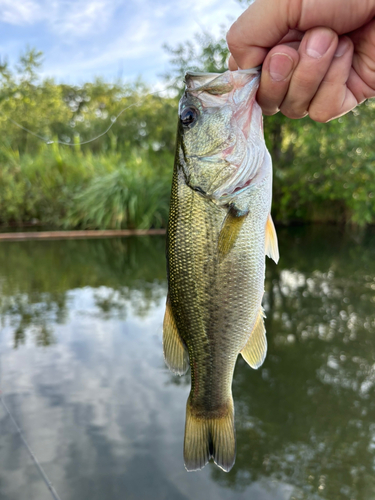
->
0 0 245 85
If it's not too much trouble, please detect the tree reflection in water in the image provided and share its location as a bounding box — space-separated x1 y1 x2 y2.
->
0 236 167 347
1 226 375 499
212 226 375 499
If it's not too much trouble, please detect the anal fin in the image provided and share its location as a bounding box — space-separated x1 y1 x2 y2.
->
241 308 267 369
163 295 189 375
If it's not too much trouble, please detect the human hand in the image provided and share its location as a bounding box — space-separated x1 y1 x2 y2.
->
226 0 375 122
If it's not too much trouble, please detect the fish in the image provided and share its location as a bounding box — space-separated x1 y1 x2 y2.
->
163 68 279 473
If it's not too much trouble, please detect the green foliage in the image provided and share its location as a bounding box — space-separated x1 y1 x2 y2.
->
0 145 172 228
69 157 170 230
0 55 177 157
1 41 375 229
0 49 176 229
267 103 375 225
163 30 229 90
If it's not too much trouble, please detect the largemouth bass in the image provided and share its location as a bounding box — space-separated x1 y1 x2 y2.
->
163 69 279 473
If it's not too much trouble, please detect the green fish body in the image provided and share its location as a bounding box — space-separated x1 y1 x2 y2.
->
163 70 279 472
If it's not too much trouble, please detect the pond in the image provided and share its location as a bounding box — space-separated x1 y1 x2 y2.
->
0 226 375 500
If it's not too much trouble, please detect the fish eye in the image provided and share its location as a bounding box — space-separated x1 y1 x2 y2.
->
180 106 199 127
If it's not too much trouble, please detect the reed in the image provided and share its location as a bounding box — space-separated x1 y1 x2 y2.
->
0 145 173 229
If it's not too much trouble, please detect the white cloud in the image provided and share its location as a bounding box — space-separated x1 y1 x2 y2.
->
0 0 43 25
48 0 120 37
0 0 245 83
0 0 120 36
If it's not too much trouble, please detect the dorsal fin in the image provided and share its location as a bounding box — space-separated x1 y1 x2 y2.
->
241 308 267 369
265 213 279 263
163 295 189 375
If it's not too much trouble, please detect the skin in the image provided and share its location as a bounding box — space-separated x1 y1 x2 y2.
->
226 0 375 122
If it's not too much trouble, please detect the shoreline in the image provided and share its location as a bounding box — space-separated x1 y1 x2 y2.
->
0 229 166 242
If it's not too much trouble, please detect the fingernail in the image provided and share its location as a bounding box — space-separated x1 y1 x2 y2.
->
306 29 334 59
334 38 349 57
269 53 294 82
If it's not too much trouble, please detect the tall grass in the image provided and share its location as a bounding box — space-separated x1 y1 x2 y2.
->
69 163 170 229
0 144 173 229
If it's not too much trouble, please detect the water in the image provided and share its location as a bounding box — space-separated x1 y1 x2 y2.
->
0 226 375 500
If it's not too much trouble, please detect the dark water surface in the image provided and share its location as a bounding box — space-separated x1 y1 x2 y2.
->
1 227 375 500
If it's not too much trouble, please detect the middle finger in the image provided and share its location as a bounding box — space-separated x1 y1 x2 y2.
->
280 27 339 119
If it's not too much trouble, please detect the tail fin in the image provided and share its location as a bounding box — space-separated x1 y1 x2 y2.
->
184 398 236 472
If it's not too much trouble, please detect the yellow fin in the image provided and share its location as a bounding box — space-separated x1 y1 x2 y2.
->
163 295 189 375
241 308 267 369
184 396 236 472
265 213 279 263
218 207 247 257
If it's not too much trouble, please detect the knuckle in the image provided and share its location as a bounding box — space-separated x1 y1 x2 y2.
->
308 94 341 123
309 113 331 123
280 104 307 120
308 108 331 123
283 112 307 120
257 96 281 116
262 108 279 116
226 25 239 51
291 73 318 91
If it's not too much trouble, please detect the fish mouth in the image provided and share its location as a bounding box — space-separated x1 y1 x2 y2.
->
185 68 261 88
185 68 260 78
185 71 223 77
185 68 261 96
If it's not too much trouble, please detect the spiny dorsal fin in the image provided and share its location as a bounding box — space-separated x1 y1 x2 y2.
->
241 308 267 369
265 213 279 263
163 295 189 375
218 206 248 257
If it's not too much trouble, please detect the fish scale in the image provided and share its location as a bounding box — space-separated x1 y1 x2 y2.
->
163 69 279 473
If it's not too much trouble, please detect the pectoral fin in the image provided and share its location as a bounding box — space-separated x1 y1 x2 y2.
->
218 206 248 257
163 295 189 375
241 308 267 369
265 213 279 263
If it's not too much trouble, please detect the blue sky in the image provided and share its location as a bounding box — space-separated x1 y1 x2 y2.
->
0 0 245 85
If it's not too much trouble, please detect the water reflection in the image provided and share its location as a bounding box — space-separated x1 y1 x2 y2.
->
0 237 166 347
0 228 375 499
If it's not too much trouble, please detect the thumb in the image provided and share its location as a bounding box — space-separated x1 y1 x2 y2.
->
226 0 300 69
